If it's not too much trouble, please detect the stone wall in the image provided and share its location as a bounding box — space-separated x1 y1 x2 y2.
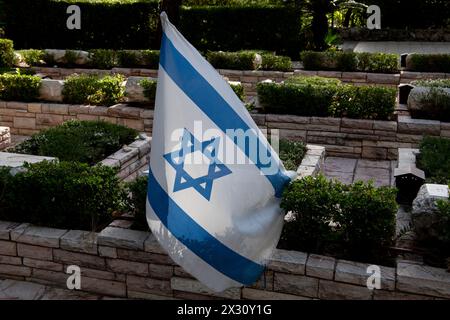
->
0 220 449 300
1 101 449 160
0 126 10 150
100 135 151 182
31 66 450 99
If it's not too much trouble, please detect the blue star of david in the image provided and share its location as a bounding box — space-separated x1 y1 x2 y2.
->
163 129 232 201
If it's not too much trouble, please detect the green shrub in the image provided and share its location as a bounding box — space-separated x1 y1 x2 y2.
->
412 79 450 88
0 161 124 231
62 74 124 106
417 136 450 184
17 49 46 66
257 76 340 116
64 50 80 66
330 85 396 120
285 75 341 86
139 78 157 101
11 120 138 165
0 39 15 68
89 49 117 69
206 51 258 70
260 53 292 71
117 50 140 68
301 51 399 73
280 175 397 262
125 175 149 231
229 82 245 101
414 87 450 122
436 194 450 244
140 50 160 69
278 139 306 171
0 73 41 101
407 54 450 73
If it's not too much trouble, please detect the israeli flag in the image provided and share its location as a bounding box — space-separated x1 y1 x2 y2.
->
146 12 294 292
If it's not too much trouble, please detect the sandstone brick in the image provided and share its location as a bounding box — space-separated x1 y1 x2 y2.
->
0 240 16 256
23 258 63 272
17 244 53 261
15 225 67 248
318 279 373 300
268 249 307 275
117 248 174 265
60 230 97 255
0 264 31 277
273 273 318 298
36 114 64 126
306 254 336 280
171 277 240 299
42 104 69 115
106 259 149 276
30 269 68 286
77 114 99 121
79 276 127 297
28 103 42 113
149 264 173 279
6 102 27 110
373 120 397 131
99 246 118 258
265 114 310 124
0 255 22 265
80 267 117 281
53 249 105 269
0 221 20 240
97 227 149 250
242 288 311 300
250 270 274 291
13 117 36 130
341 118 374 130
397 262 450 299
367 73 400 84
362 146 388 160
127 275 172 296
335 260 395 290
397 116 440 135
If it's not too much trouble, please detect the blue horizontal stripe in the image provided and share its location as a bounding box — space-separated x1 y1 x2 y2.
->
147 168 264 285
159 33 290 197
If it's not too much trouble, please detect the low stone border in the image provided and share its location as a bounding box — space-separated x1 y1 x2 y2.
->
0 127 10 151
0 220 449 300
30 66 450 99
2 101 449 160
100 134 151 182
296 144 325 179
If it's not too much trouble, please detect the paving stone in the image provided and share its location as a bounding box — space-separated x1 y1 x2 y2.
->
267 249 307 275
357 159 391 169
170 277 240 299
306 254 336 280
60 230 97 255
98 227 149 251
14 225 67 248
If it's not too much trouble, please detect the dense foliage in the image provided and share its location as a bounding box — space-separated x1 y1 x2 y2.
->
417 136 450 185
0 38 14 67
0 73 41 101
406 54 450 73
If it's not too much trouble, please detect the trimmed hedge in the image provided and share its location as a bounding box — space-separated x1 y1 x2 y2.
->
257 76 396 120
3 0 159 50
125 175 148 231
280 174 398 263
179 5 302 58
406 54 450 73
410 79 450 122
278 139 306 171
62 74 125 105
139 78 157 101
11 120 138 165
206 50 292 71
0 38 14 67
417 136 450 185
0 73 41 101
0 161 123 231
301 51 399 73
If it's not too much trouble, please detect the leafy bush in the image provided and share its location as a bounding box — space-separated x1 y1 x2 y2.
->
0 73 41 101
89 49 117 69
260 53 292 71
117 50 140 68
62 74 125 106
0 39 15 68
229 82 245 101
139 78 157 101
280 175 398 262
412 79 450 88
258 77 395 119
330 85 396 120
206 51 258 70
417 136 450 184
140 50 160 69
11 120 138 165
301 51 399 73
0 161 124 231
17 49 46 66
278 139 306 171
125 175 149 231
406 54 450 73
64 50 80 66
414 87 450 122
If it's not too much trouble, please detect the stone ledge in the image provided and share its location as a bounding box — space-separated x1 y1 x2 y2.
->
97 227 150 251
13 225 68 248
267 249 307 275
296 145 325 178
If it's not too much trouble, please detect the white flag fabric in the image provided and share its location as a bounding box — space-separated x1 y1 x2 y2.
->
146 12 294 292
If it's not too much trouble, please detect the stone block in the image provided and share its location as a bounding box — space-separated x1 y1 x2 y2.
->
0 221 20 240
14 225 67 248
306 254 336 280
0 240 16 256
335 260 395 290
53 249 105 269
0 255 22 265
126 275 172 296
273 273 318 298
106 259 149 276
60 230 98 255
318 280 373 300
17 244 52 261
149 264 173 280
267 249 307 275
0 264 31 277
97 227 149 250
23 258 63 272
